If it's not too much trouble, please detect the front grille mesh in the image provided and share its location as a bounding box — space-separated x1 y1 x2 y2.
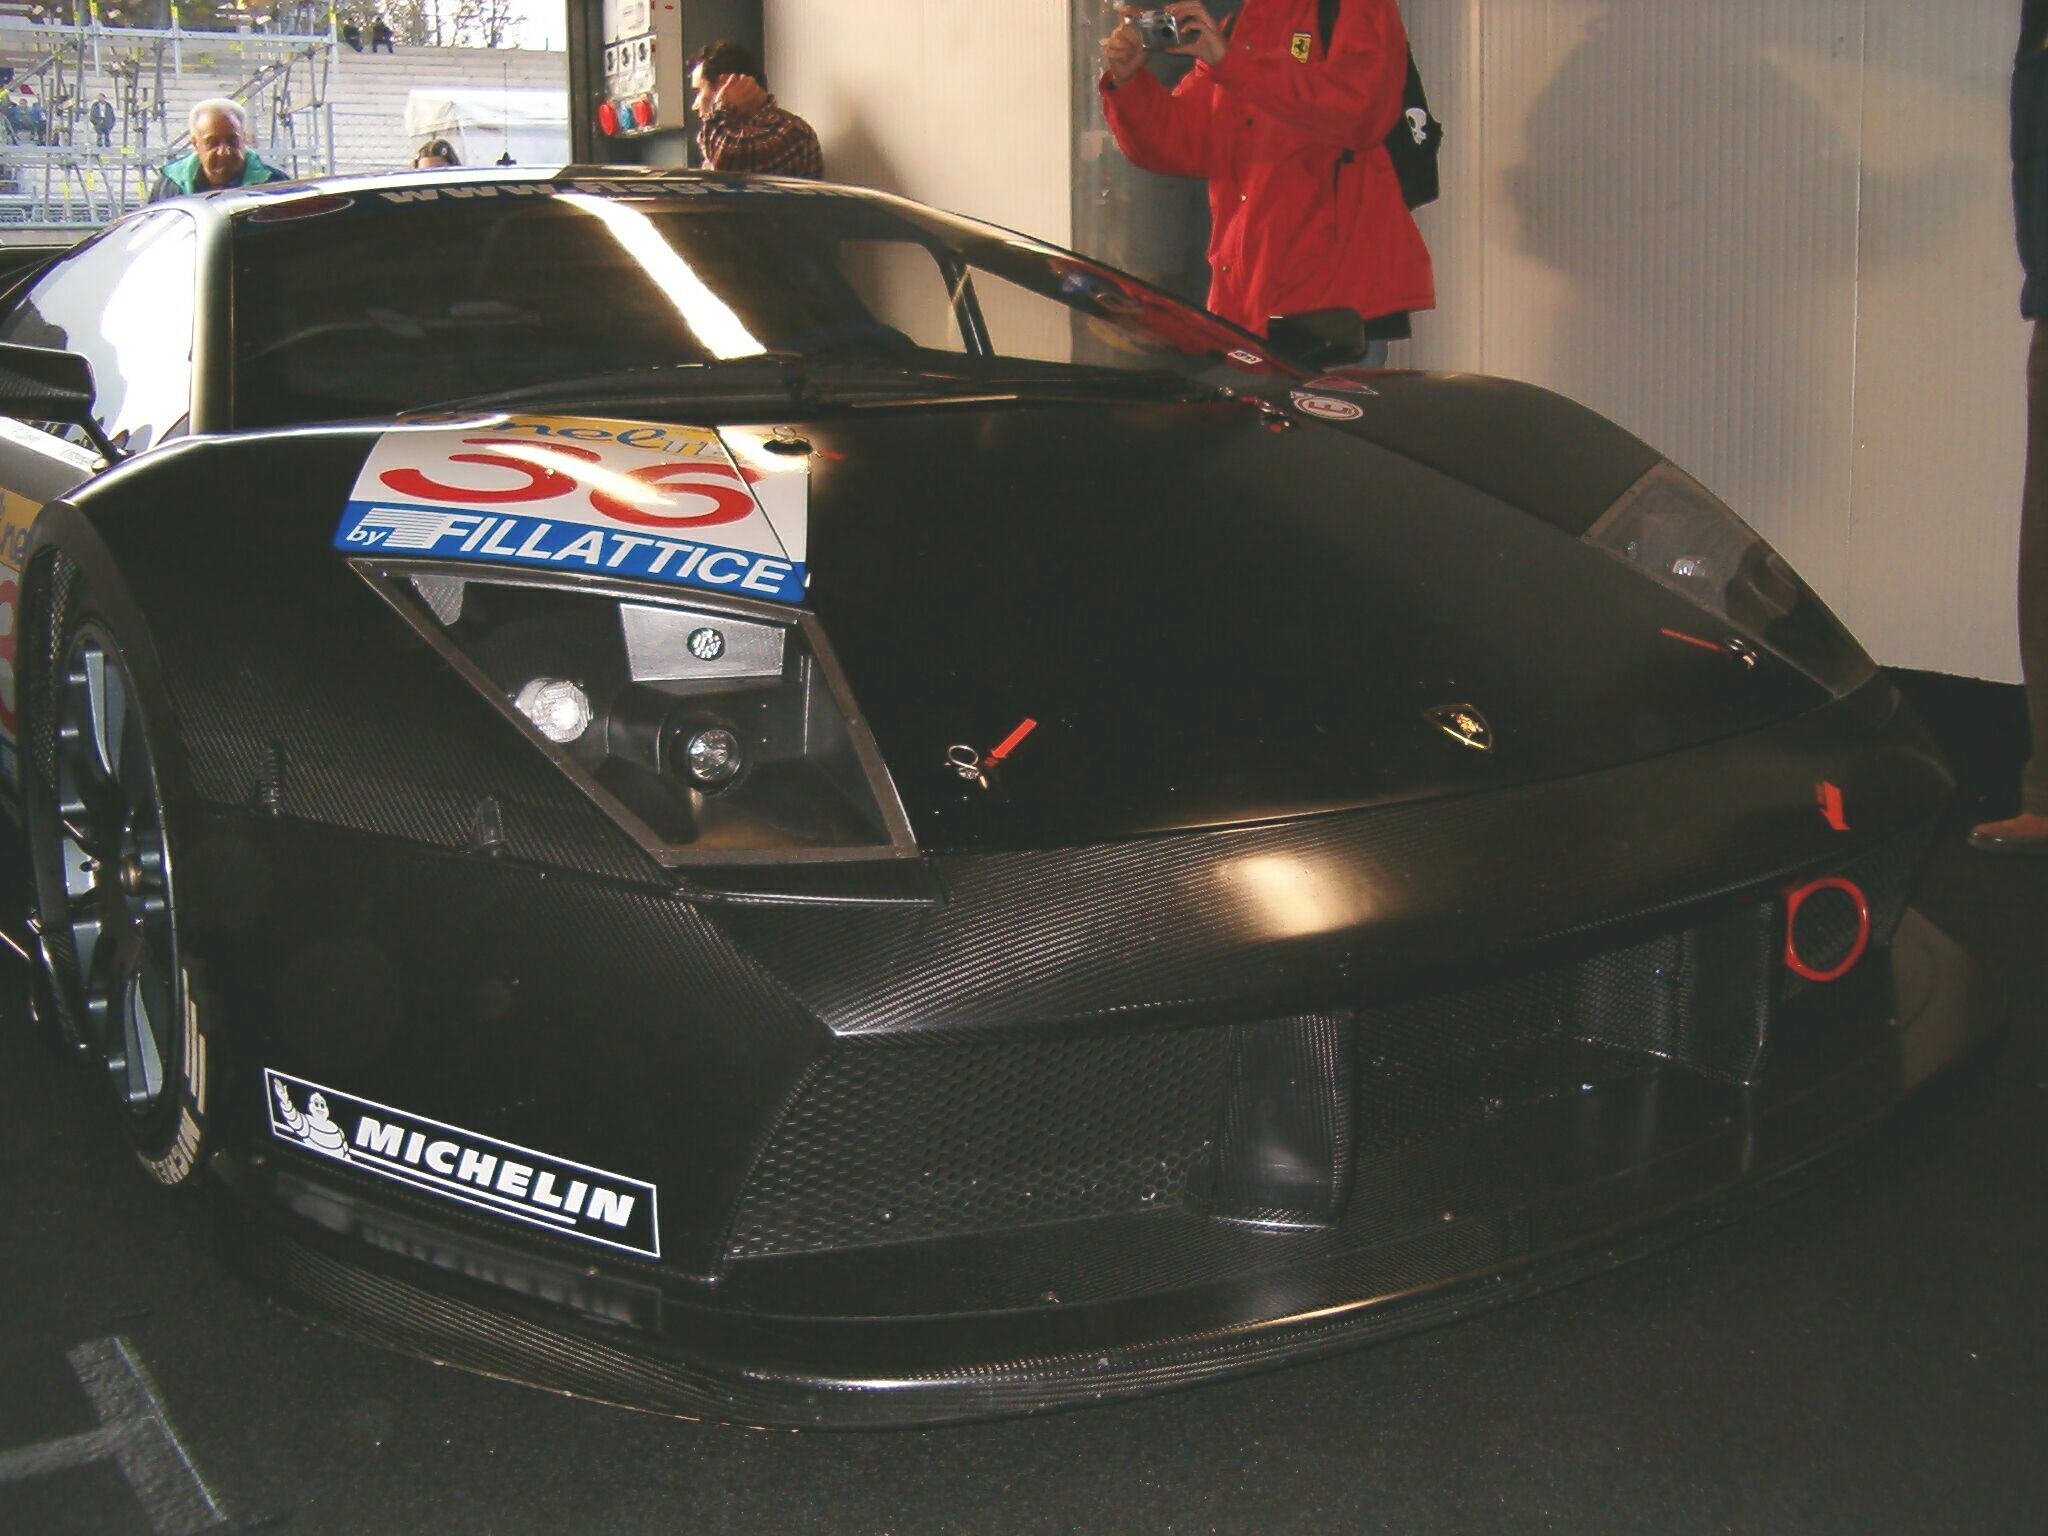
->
1354 961 1675 1159
724 1028 1236 1260
723 950 1673 1263
723 822 1931 1266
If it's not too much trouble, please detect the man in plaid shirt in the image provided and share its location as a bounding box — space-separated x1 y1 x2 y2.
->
688 41 823 179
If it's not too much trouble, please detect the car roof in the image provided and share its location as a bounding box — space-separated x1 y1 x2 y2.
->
204 165 865 217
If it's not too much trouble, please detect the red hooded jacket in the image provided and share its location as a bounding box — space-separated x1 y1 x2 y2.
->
1100 0 1435 336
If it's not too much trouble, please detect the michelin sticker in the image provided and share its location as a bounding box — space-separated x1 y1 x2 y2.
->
335 413 809 604
265 1068 662 1259
1290 391 1365 422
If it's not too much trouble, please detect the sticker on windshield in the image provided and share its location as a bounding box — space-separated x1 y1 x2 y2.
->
335 415 808 603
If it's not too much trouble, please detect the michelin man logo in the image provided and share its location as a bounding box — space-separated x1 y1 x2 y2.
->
261 1067 663 1256
1406 107 1431 146
273 1078 349 1158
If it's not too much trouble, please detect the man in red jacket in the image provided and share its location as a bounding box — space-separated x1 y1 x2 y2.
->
1100 0 1433 364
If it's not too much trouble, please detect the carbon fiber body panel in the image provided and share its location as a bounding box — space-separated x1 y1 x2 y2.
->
70 674 1936 1284
710 688 1943 1037
211 909 1995 1428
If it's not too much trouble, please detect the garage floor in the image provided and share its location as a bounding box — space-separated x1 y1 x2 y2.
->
2 808 2044 1534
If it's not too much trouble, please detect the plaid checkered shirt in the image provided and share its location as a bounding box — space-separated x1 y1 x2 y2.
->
696 97 823 179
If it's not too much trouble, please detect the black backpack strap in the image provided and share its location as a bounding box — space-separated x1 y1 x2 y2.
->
1319 0 1352 168
1382 48 1442 209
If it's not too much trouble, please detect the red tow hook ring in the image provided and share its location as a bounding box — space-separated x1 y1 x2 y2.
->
1783 876 1871 983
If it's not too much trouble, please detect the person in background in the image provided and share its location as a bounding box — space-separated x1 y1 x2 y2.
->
89 93 114 148
371 17 394 53
1098 0 1432 365
341 20 362 51
686 40 822 179
149 99 290 202
412 138 457 169
1974 2 2048 852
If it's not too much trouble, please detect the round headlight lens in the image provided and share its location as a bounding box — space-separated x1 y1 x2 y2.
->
513 678 593 744
684 726 743 788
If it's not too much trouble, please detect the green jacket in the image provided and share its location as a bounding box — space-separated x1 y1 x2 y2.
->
149 149 289 202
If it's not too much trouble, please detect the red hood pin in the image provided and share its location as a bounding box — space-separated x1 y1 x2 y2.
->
1816 781 1850 832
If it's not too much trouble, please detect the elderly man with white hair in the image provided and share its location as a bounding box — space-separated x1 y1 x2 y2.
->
148 97 290 202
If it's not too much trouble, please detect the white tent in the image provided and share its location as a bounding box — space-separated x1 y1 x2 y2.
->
402 86 569 169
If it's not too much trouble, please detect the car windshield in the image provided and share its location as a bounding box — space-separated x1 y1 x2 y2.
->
229 182 1289 428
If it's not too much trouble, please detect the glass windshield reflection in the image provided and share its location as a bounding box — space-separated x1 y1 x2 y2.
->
230 190 1288 428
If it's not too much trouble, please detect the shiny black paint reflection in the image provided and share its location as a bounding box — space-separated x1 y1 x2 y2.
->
53 392 1824 856
796 400 1820 851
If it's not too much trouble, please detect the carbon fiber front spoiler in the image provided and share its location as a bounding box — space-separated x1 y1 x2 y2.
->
209 908 1996 1429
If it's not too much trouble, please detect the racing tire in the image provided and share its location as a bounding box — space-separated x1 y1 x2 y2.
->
23 584 210 1187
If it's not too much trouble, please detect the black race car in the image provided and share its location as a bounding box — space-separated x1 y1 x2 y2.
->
0 167 1995 1427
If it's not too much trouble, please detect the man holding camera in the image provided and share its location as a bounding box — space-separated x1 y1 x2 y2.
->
1100 0 1432 364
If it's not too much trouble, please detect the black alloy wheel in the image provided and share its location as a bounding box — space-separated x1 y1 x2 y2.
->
27 602 208 1183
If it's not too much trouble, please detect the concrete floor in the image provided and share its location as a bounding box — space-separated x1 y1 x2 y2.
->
2 817 2044 1535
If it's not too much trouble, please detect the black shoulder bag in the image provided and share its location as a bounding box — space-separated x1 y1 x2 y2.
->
1318 0 1443 209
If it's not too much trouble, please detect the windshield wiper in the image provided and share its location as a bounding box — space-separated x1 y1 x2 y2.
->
414 356 814 414
948 368 1226 402
414 359 1228 417
829 373 1232 414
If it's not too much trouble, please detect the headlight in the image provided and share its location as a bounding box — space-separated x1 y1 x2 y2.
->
513 677 595 744
1585 461 1874 696
364 565 914 864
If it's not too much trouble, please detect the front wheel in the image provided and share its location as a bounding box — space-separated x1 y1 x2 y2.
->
24 592 209 1186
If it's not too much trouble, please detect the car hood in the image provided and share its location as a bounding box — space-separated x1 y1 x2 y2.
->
788 397 1831 853
136 393 1831 860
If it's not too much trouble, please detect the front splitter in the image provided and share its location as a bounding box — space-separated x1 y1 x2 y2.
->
210 909 2000 1429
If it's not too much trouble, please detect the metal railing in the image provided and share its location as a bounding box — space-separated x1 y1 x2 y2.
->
0 10 338 231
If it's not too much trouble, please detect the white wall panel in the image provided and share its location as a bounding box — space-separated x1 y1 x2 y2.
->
1848 0 2027 678
1398 0 2025 678
764 0 1070 245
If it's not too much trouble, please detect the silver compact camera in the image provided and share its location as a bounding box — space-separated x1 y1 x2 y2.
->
1131 8 1188 50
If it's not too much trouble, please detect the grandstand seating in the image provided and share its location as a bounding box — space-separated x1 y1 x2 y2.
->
0 24 563 234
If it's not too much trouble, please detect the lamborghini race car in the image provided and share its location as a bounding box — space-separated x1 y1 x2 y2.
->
0 167 1995 1427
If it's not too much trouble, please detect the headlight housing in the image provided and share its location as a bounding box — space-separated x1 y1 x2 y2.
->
1585 461 1875 697
364 565 915 865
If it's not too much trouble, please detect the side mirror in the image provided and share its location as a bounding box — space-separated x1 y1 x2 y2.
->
0 341 121 460
1264 308 1371 371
